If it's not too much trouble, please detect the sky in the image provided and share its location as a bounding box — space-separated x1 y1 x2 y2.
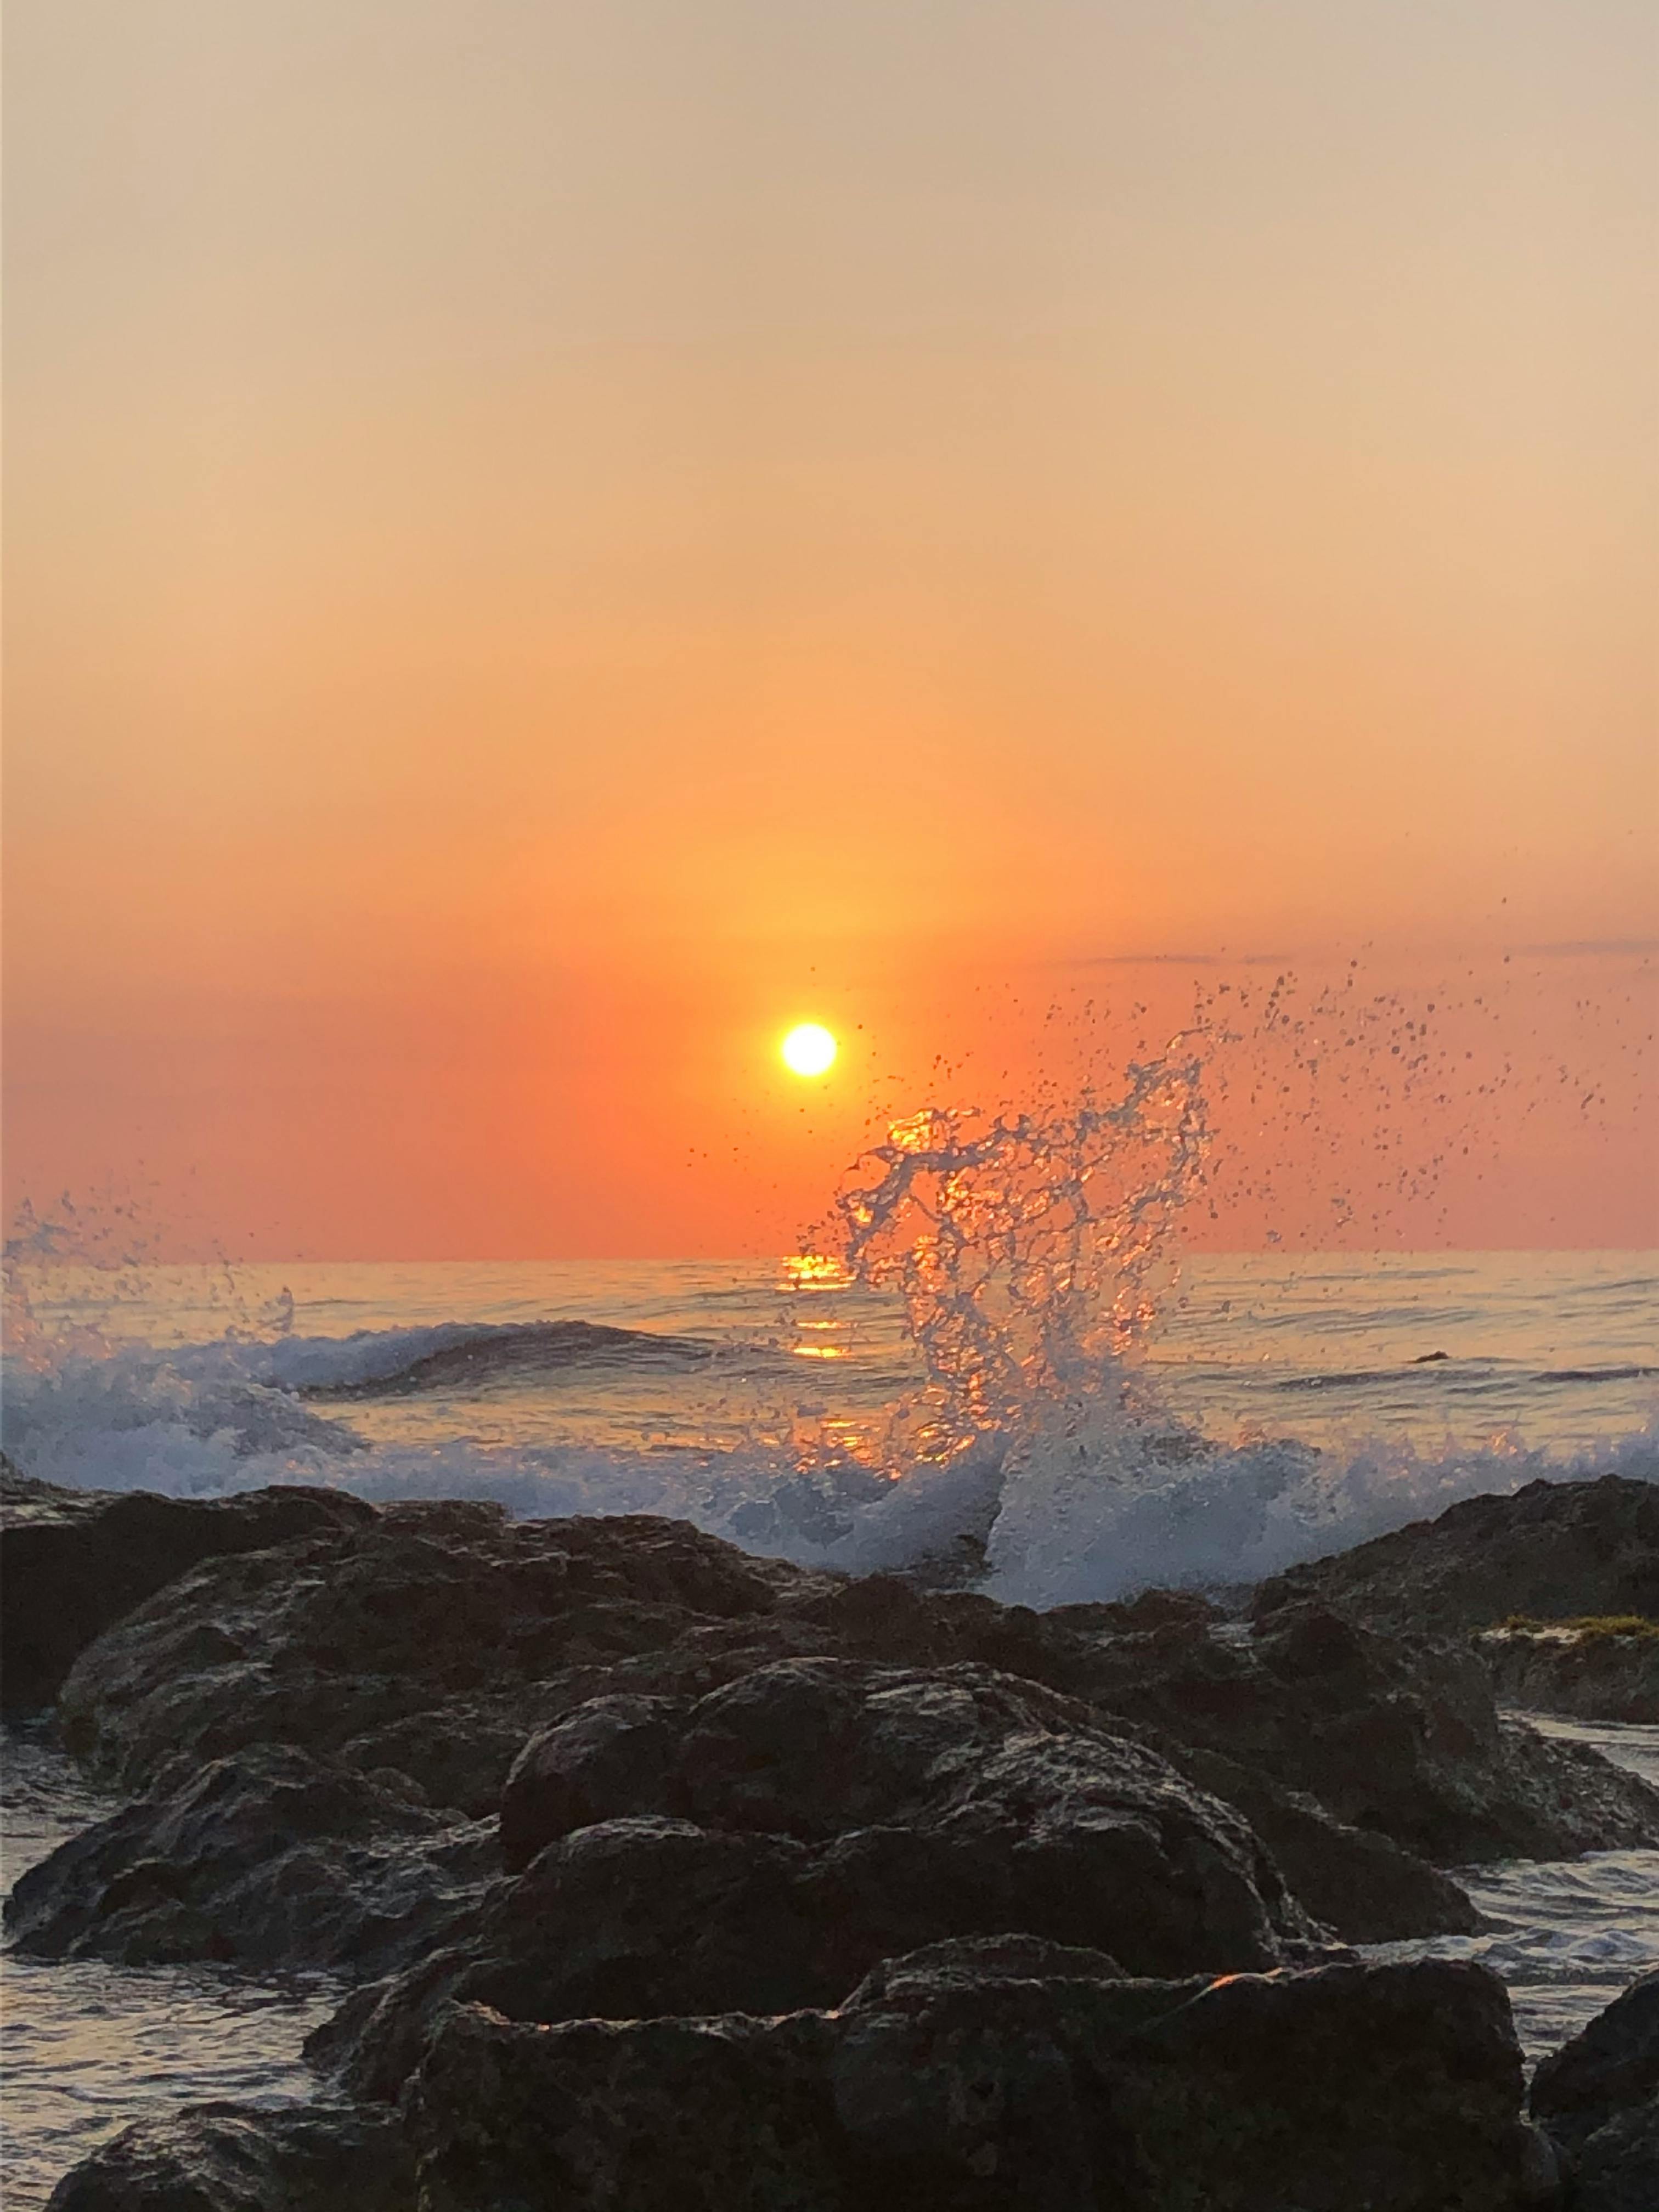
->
4 0 1655 1258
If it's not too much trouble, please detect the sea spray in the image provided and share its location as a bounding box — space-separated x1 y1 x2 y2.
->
809 1043 1207 1456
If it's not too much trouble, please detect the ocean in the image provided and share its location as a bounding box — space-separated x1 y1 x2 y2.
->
2 1244 1657 2204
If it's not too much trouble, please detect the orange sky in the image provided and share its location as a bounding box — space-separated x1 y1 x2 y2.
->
5 2 1656 1258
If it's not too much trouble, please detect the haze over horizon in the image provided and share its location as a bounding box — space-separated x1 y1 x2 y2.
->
5 1 1655 1257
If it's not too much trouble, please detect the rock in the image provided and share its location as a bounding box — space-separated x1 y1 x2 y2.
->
1531 1970 1659 2155
332 1768 1303 2102
408 2002 845 2212
1090 1957 1560 2212
1479 1623 1659 1724
54 1496 1643 1978
1255 1475 1659 1640
329 1664 1319 2102
55 1511 827 1804
1072 1597 1659 1865
397 1955 1550 2212
4 1745 493 1974
1570 2101 1659 2212
43 2100 414 2212
1169 1742 1482 1940
498 1692 683 1866
842 1931 1128 1998
0 1469 374 1716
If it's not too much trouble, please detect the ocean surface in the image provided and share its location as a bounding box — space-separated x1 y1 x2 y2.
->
4 1249 1656 1602
3 1247 1657 2203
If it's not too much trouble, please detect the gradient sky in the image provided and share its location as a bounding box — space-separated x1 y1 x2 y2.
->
5 1 1655 1257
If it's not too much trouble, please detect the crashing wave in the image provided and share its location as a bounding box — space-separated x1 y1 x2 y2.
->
275 1318 712 1398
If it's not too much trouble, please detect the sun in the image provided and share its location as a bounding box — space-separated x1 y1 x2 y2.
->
781 1022 838 1078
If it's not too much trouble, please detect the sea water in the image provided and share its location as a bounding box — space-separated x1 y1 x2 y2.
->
2 1246 1656 2203
4 1249 1655 1594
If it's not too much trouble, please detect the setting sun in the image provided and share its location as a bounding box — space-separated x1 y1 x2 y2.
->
781 1023 838 1079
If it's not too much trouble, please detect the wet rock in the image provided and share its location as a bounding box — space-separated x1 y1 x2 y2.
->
328 1666 1313 2103
330 1784 1294 2102
1570 2101 1659 2212
1256 1474 1659 1640
1091 1957 1559 2212
498 1691 683 1865
1531 1970 1659 2155
1479 1623 1659 1724
408 2002 845 2212
398 1955 1549 2212
55 1498 1646 1960
4 1744 493 1974
1170 1742 1481 1940
0 1469 373 1716
44 2100 414 2212
1073 1598 1659 1865
55 1512 827 1802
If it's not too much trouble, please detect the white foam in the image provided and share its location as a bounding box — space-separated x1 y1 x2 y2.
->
4 1326 1655 1600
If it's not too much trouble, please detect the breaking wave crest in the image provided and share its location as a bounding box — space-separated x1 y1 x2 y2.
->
279 1318 711 1397
3 1307 1655 1609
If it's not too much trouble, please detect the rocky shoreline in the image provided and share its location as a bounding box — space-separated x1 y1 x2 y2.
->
5 1464 1659 2209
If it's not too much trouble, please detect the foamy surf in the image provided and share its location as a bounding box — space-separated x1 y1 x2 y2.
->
2 1311 1654 1607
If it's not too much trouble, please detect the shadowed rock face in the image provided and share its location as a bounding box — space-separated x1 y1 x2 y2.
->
1069 1596 1659 1866
1531 1972 1659 2212
42 2100 414 2212
1531 1970 1659 2154
18 1486 1637 2208
56 1499 1655 1897
318 1662 1312 2102
394 1952 1549 2212
0 1469 375 1716
1480 1626 1659 1725
1255 1474 1659 1641
501 1656 1297 1877
4 1745 494 1976
59 1950 1545 2212
55 1508 830 1810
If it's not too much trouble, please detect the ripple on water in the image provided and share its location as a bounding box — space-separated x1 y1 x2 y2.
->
1364 1716 1659 2063
1 1730 338 2211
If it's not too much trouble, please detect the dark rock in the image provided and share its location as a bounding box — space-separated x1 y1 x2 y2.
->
4 1744 493 1974
329 1668 1315 2102
1531 1970 1659 2154
842 1932 1128 1999
55 1495 1648 1981
498 1692 683 1867
43 2100 414 2212
1170 1742 1482 1940
1479 1625 1659 1724
1255 1474 1659 1640
1071 1598 1659 1865
0 1469 374 1715
329 1792 1295 2103
1571 2100 1659 2212
1091 1957 1558 2212
55 1511 826 1803
398 1955 1550 2212
408 2002 845 2212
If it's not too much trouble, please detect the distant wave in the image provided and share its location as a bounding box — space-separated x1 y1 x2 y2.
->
4 1323 1655 1611
1272 1360 1658 1393
277 1319 713 1400
1536 1365 1659 1386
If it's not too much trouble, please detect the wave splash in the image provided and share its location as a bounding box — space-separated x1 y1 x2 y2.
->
4 1039 1655 1607
817 1046 1206 1467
